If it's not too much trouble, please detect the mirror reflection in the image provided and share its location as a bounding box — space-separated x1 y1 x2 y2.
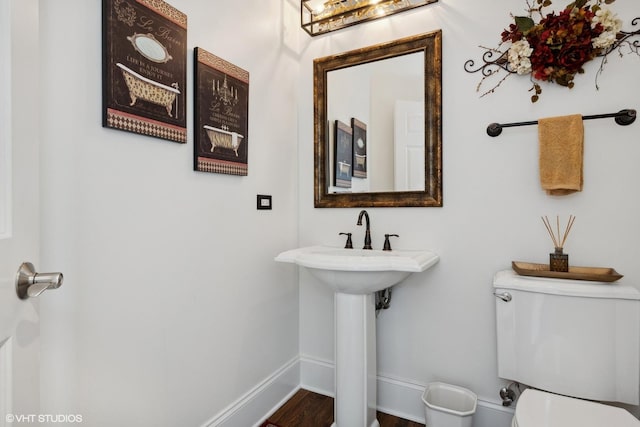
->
327 52 425 193
314 31 442 208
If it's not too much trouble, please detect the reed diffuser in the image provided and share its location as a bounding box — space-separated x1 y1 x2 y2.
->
542 215 576 272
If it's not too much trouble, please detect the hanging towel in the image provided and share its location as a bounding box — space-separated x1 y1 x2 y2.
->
538 114 584 196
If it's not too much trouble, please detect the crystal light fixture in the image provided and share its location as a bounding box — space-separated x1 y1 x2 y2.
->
301 0 437 36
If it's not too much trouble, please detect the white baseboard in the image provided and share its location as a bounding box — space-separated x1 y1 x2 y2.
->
300 356 515 427
376 374 428 423
300 354 335 397
473 399 515 427
202 356 300 427
202 355 514 427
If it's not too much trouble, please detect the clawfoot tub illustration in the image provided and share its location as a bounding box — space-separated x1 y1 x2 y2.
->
116 63 180 117
204 125 244 157
338 161 351 176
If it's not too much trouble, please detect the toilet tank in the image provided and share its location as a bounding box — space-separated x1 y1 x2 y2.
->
493 270 640 405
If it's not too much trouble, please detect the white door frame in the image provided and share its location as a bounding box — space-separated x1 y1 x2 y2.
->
0 1 42 425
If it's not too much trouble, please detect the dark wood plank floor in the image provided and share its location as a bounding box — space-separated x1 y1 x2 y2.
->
264 389 424 427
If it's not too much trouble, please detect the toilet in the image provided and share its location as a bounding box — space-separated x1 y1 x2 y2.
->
493 270 640 426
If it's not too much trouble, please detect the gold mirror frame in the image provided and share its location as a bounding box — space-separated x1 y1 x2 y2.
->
313 30 442 208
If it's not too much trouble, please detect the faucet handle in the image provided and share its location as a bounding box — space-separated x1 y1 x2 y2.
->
339 232 353 249
382 234 399 251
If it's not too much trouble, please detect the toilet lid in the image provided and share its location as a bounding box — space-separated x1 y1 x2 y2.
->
514 389 640 427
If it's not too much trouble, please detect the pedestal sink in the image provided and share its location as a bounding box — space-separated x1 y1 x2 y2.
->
275 245 439 427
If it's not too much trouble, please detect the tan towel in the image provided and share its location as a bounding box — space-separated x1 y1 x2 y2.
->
538 114 584 196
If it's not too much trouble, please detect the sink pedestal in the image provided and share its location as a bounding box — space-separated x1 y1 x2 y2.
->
275 246 439 427
332 292 379 427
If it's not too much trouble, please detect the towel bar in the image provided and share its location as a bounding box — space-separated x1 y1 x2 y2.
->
486 109 637 137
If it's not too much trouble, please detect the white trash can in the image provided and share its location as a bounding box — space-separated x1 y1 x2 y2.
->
422 382 477 427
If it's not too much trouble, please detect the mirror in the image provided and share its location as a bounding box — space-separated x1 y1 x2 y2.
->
313 31 442 208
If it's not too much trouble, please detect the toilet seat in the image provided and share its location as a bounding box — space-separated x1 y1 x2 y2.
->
512 389 640 427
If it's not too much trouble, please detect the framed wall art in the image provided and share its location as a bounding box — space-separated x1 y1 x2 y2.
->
102 0 187 143
194 47 249 176
351 118 367 179
334 120 352 188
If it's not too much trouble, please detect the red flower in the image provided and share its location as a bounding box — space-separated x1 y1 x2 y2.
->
558 45 591 70
533 65 554 82
530 44 554 68
468 0 632 102
517 4 605 86
501 24 523 43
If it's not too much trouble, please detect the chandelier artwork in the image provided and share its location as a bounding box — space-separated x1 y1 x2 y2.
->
212 74 239 115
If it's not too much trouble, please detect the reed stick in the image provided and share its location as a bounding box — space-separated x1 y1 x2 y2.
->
541 216 558 248
541 215 575 250
560 215 576 248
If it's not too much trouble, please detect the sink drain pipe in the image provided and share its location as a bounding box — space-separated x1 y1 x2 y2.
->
375 288 392 313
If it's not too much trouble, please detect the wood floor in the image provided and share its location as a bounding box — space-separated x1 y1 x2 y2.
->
264 389 424 427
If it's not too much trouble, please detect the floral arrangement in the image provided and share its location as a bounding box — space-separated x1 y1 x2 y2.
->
465 0 639 102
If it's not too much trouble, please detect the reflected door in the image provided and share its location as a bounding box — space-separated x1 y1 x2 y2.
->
0 0 41 423
394 100 425 191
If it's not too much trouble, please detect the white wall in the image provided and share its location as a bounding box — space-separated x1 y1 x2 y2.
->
298 0 640 418
27 0 640 425
37 1 300 426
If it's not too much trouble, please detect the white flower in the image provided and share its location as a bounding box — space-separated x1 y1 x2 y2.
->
514 57 532 75
591 9 621 50
592 8 622 33
508 40 533 75
592 30 617 49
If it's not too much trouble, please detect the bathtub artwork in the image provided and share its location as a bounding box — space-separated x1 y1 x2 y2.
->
194 47 249 176
334 120 353 188
116 63 180 117
203 125 244 157
351 118 367 178
102 0 187 143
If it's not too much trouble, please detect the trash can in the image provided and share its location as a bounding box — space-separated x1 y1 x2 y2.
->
422 382 477 427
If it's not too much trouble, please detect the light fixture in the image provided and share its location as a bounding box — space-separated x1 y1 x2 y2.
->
301 0 437 36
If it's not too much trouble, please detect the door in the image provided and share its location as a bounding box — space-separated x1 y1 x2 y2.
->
394 100 425 191
1 0 42 423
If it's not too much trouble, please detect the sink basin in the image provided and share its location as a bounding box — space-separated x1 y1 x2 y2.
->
275 245 439 294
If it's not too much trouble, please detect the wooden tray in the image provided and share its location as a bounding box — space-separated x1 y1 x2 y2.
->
512 261 623 282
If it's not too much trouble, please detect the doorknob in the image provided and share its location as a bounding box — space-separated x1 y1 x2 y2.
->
15 262 63 299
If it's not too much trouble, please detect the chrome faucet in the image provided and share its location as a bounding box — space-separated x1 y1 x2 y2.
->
356 210 372 250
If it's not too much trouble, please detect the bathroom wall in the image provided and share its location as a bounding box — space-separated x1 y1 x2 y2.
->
20 0 640 425
297 0 640 422
37 1 300 426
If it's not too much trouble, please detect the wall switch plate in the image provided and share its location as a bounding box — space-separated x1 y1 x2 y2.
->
257 194 272 210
